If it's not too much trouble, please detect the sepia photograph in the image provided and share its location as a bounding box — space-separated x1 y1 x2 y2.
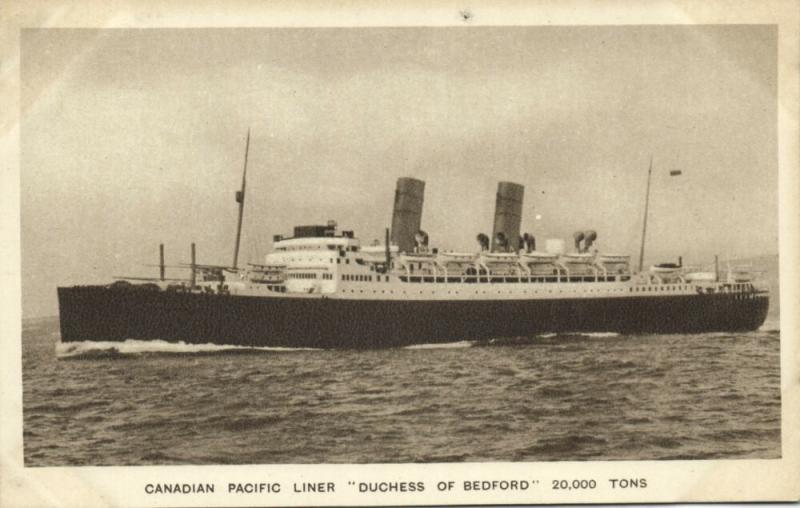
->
3 1 799 506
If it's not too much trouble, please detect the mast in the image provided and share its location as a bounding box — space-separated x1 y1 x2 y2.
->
233 128 250 270
385 227 391 271
190 242 197 288
638 156 653 273
159 243 165 281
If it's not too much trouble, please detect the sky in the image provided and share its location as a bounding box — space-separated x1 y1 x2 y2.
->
20 26 777 317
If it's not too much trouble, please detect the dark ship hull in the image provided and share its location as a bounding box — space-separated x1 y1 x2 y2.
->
58 285 769 349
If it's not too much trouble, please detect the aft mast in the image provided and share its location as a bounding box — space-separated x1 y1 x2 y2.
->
233 128 250 270
638 156 653 273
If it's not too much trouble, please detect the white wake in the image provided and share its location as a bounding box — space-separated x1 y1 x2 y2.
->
404 340 475 349
56 339 320 358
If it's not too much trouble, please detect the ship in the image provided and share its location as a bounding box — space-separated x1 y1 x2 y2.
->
57 137 770 349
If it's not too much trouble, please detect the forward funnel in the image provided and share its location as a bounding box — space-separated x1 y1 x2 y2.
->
391 177 425 253
491 181 524 252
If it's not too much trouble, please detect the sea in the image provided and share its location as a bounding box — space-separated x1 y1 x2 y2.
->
22 316 781 466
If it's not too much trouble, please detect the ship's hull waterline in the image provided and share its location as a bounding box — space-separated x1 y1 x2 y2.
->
58 286 769 349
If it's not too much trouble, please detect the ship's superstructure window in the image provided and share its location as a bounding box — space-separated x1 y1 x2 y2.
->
288 272 320 279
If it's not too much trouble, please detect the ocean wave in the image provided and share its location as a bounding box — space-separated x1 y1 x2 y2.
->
574 331 621 338
483 332 622 347
535 331 621 339
55 339 320 358
404 340 475 349
759 319 780 332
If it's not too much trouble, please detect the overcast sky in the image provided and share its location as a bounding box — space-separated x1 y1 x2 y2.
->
21 26 777 317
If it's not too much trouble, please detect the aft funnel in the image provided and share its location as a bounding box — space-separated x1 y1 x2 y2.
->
491 181 524 252
391 177 425 253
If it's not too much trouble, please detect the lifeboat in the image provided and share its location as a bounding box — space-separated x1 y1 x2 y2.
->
561 252 595 263
396 252 436 265
728 270 754 283
598 254 630 264
359 244 399 262
437 252 477 263
481 252 520 263
684 271 717 282
520 251 559 264
649 263 681 275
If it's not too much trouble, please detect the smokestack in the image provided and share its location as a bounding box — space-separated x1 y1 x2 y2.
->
391 177 425 253
491 182 524 252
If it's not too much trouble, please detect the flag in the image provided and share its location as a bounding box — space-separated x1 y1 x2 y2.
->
670 170 682 176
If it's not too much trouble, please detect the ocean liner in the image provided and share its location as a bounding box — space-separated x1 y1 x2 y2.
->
57 139 769 348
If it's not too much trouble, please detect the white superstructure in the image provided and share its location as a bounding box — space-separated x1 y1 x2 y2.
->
212 223 759 303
